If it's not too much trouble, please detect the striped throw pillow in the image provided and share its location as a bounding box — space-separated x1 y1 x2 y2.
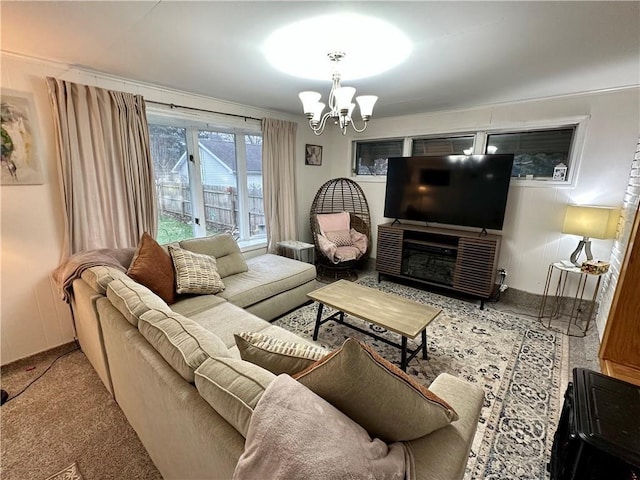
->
234 331 328 375
168 245 226 295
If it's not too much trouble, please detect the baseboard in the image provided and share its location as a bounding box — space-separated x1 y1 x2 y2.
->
0 340 79 371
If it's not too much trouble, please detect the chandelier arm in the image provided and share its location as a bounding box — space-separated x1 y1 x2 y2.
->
310 111 333 135
350 120 369 133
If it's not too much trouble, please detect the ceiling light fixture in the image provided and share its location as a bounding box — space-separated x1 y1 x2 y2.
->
299 52 377 136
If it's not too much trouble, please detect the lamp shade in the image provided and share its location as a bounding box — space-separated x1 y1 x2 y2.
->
299 91 322 115
356 95 378 117
561 205 620 239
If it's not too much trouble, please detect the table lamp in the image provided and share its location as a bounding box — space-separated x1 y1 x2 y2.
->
562 205 620 266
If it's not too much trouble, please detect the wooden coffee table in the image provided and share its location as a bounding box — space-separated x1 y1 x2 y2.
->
307 280 442 371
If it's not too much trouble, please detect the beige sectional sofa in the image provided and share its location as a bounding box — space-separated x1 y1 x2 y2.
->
69 233 484 480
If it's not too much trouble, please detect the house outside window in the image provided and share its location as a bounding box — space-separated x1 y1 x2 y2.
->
485 128 575 180
411 136 475 156
148 120 264 245
354 139 404 175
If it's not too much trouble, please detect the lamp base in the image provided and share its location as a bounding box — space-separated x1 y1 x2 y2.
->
569 236 593 267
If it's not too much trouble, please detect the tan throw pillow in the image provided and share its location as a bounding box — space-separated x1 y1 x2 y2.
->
294 337 459 442
234 332 328 375
324 229 353 247
168 245 226 295
127 232 176 304
195 356 276 437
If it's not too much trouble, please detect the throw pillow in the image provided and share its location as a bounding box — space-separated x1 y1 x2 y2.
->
168 245 226 295
127 232 176 304
194 356 276 438
234 332 328 375
324 229 353 247
293 337 459 442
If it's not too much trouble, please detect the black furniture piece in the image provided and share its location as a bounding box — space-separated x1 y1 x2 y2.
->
549 368 640 480
376 222 501 307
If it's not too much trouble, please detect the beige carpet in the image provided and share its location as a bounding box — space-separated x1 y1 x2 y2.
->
0 343 161 480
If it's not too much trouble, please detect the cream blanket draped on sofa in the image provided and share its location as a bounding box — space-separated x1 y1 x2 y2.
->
233 374 415 480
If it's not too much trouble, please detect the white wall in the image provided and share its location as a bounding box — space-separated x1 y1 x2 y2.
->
326 89 640 295
0 52 317 365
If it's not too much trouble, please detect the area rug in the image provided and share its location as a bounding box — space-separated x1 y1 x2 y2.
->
275 276 570 480
45 463 83 480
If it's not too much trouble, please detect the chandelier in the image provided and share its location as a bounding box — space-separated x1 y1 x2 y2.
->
298 52 378 136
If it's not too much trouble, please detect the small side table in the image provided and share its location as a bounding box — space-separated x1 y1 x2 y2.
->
276 240 315 264
537 263 604 337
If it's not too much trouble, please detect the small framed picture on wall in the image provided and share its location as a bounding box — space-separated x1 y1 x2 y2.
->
305 144 322 166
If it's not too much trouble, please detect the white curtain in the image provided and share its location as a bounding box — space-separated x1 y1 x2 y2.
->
47 78 156 256
261 118 298 252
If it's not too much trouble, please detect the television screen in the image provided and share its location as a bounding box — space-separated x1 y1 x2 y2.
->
383 154 514 230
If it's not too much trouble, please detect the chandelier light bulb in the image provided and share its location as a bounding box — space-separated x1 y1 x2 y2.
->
356 95 378 119
311 102 325 123
299 91 322 116
334 86 356 112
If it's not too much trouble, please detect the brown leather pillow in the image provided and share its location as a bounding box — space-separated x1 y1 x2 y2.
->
127 232 176 304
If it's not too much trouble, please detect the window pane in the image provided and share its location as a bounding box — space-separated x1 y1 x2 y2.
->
149 124 194 243
198 130 239 238
355 140 403 175
411 136 474 156
486 128 575 180
245 135 265 238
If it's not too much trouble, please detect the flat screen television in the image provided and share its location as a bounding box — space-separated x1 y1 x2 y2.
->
383 154 515 230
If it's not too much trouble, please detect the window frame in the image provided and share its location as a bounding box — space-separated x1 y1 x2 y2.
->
147 108 265 248
351 115 589 187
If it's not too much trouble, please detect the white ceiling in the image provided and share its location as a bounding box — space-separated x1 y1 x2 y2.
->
2 1 639 118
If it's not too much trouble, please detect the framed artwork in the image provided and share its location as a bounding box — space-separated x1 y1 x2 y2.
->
1 89 43 185
305 144 322 166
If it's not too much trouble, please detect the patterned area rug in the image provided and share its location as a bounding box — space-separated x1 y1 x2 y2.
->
275 276 570 480
45 463 83 480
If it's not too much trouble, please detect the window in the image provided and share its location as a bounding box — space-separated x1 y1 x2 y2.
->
148 120 264 245
353 122 582 184
411 136 475 156
485 128 575 180
354 139 403 175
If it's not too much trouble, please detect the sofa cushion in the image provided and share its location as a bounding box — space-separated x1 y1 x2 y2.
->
138 309 230 383
168 245 226 295
195 356 276 438
127 232 176 304
218 254 316 308
179 233 248 279
234 332 328 375
170 294 227 317
294 338 459 442
81 265 129 295
190 302 273 350
107 277 172 327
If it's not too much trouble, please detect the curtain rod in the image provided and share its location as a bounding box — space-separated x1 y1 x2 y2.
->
146 100 262 122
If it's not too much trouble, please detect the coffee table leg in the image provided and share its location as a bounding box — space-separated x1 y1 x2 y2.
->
422 329 428 360
401 336 408 371
313 303 324 341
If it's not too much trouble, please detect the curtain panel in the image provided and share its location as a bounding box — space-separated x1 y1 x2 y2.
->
47 78 156 257
261 118 298 253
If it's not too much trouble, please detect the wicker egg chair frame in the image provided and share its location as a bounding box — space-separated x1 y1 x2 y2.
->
309 178 371 277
